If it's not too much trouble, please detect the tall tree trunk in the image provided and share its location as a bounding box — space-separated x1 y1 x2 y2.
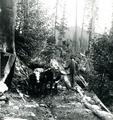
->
54 0 59 44
0 0 16 88
22 0 29 36
75 0 78 52
80 1 86 53
88 0 96 51
109 1 113 38
73 0 78 54
0 0 15 53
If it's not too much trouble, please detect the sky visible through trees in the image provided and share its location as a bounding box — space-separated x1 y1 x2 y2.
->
42 0 112 34
1 1 113 118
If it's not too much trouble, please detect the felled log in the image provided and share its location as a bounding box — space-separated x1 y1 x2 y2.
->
84 101 113 120
51 59 82 92
81 93 113 120
60 70 71 89
50 59 72 90
92 95 111 113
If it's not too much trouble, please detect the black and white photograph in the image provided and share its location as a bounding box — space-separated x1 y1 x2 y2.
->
0 0 113 120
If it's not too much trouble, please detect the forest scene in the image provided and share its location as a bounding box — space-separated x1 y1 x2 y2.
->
0 0 113 120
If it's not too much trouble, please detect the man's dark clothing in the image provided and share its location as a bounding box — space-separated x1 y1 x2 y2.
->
68 59 77 74
66 59 78 87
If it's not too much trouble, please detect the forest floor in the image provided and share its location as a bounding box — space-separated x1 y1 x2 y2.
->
0 89 100 120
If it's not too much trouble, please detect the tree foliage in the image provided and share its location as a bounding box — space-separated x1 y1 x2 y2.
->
90 34 113 106
15 0 54 64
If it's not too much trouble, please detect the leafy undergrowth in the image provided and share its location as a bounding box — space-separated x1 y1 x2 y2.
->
0 90 100 120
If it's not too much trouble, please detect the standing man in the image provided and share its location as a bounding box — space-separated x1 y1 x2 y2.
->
65 55 78 88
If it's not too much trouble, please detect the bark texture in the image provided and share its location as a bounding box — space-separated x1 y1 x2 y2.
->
0 0 15 53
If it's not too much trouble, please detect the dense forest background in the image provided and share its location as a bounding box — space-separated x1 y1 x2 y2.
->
14 0 113 109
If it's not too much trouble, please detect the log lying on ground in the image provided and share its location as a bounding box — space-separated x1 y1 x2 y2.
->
84 101 113 120
74 76 113 120
92 94 111 113
80 92 113 120
60 70 113 120
50 59 72 90
56 59 113 119
60 71 71 89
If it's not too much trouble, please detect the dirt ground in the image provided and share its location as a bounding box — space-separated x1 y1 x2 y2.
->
0 90 100 120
